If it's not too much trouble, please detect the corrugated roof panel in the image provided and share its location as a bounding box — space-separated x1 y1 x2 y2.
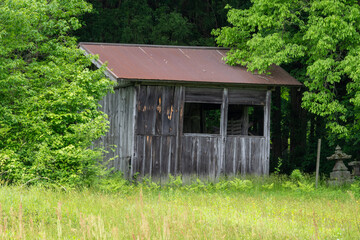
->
79 43 301 86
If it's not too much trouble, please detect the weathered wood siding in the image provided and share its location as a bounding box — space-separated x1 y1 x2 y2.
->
132 135 177 179
132 86 181 180
180 136 267 177
180 135 221 179
131 85 271 180
225 136 267 175
97 87 135 177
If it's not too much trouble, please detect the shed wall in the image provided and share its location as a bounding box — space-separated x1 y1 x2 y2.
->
131 85 271 180
132 86 181 181
97 87 136 177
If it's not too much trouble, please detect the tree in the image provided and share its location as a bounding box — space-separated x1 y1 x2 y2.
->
213 0 360 149
76 0 251 46
0 0 113 185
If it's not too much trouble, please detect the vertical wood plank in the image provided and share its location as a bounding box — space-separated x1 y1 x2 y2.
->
145 86 157 135
114 89 120 171
212 138 220 180
136 86 146 135
180 136 189 175
224 136 234 175
109 92 116 168
218 88 228 178
151 136 161 177
162 87 176 136
144 135 152 177
155 86 162 135
235 137 242 174
248 138 252 174
169 137 177 176
191 137 196 174
240 137 246 175
264 90 272 175
195 137 201 176
175 86 184 175
199 137 208 177
127 87 133 174
260 138 265 174
134 135 145 176
160 136 174 182
122 88 129 175
250 138 260 175
233 137 237 175
130 87 138 178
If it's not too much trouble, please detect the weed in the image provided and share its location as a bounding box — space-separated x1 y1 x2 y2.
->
0 183 358 239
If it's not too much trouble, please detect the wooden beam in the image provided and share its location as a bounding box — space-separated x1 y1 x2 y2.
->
185 87 223 103
241 106 249 136
228 89 267 105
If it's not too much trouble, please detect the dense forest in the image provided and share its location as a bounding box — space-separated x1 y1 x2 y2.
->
75 0 359 174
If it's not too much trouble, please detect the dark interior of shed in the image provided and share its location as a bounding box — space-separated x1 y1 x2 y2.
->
183 103 221 134
183 103 264 136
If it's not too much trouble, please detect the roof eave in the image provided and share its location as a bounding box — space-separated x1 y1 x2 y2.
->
117 78 302 88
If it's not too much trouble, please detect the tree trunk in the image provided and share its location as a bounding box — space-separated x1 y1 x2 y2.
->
289 88 307 167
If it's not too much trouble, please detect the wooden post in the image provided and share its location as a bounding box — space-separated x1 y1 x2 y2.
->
263 90 271 175
218 88 228 179
175 86 184 175
315 139 321 188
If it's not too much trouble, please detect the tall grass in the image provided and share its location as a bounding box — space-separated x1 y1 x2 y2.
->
0 175 359 239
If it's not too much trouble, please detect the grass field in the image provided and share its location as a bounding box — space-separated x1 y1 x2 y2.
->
0 176 359 239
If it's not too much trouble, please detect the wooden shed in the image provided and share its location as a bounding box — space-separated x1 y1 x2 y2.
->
79 43 301 180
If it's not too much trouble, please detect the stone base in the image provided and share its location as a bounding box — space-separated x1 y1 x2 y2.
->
330 170 351 180
328 179 354 186
328 170 353 186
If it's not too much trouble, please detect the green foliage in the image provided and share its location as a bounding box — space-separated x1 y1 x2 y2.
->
349 178 360 196
186 178 208 192
0 0 113 185
290 169 304 182
96 172 135 194
213 0 360 143
151 7 194 45
283 169 315 192
1 184 359 239
77 0 196 45
166 174 183 188
91 172 327 194
273 157 283 175
261 183 274 190
140 177 161 191
228 178 253 191
77 0 251 46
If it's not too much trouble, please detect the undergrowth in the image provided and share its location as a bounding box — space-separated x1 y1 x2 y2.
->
89 170 358 200
0 170 359 239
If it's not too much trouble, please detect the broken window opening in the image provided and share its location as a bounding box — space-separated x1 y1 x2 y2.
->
227 104 264 136
183 103 221 134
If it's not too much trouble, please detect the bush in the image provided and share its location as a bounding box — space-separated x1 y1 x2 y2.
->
283 169 314 192
0 0 113 186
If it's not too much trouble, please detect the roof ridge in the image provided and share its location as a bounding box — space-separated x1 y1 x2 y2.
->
78 42 230 50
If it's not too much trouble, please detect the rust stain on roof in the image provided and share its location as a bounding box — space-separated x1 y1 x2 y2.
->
79 43 301 86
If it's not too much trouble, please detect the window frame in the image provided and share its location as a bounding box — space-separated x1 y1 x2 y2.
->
182 87 267 137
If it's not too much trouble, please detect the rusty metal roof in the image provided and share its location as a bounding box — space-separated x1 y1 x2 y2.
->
79 42 301 86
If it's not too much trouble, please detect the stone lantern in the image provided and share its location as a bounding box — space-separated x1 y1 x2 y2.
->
327 145 352 184
349 161 360 177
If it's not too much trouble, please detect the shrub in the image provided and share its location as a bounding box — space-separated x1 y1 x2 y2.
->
0 0 113 186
